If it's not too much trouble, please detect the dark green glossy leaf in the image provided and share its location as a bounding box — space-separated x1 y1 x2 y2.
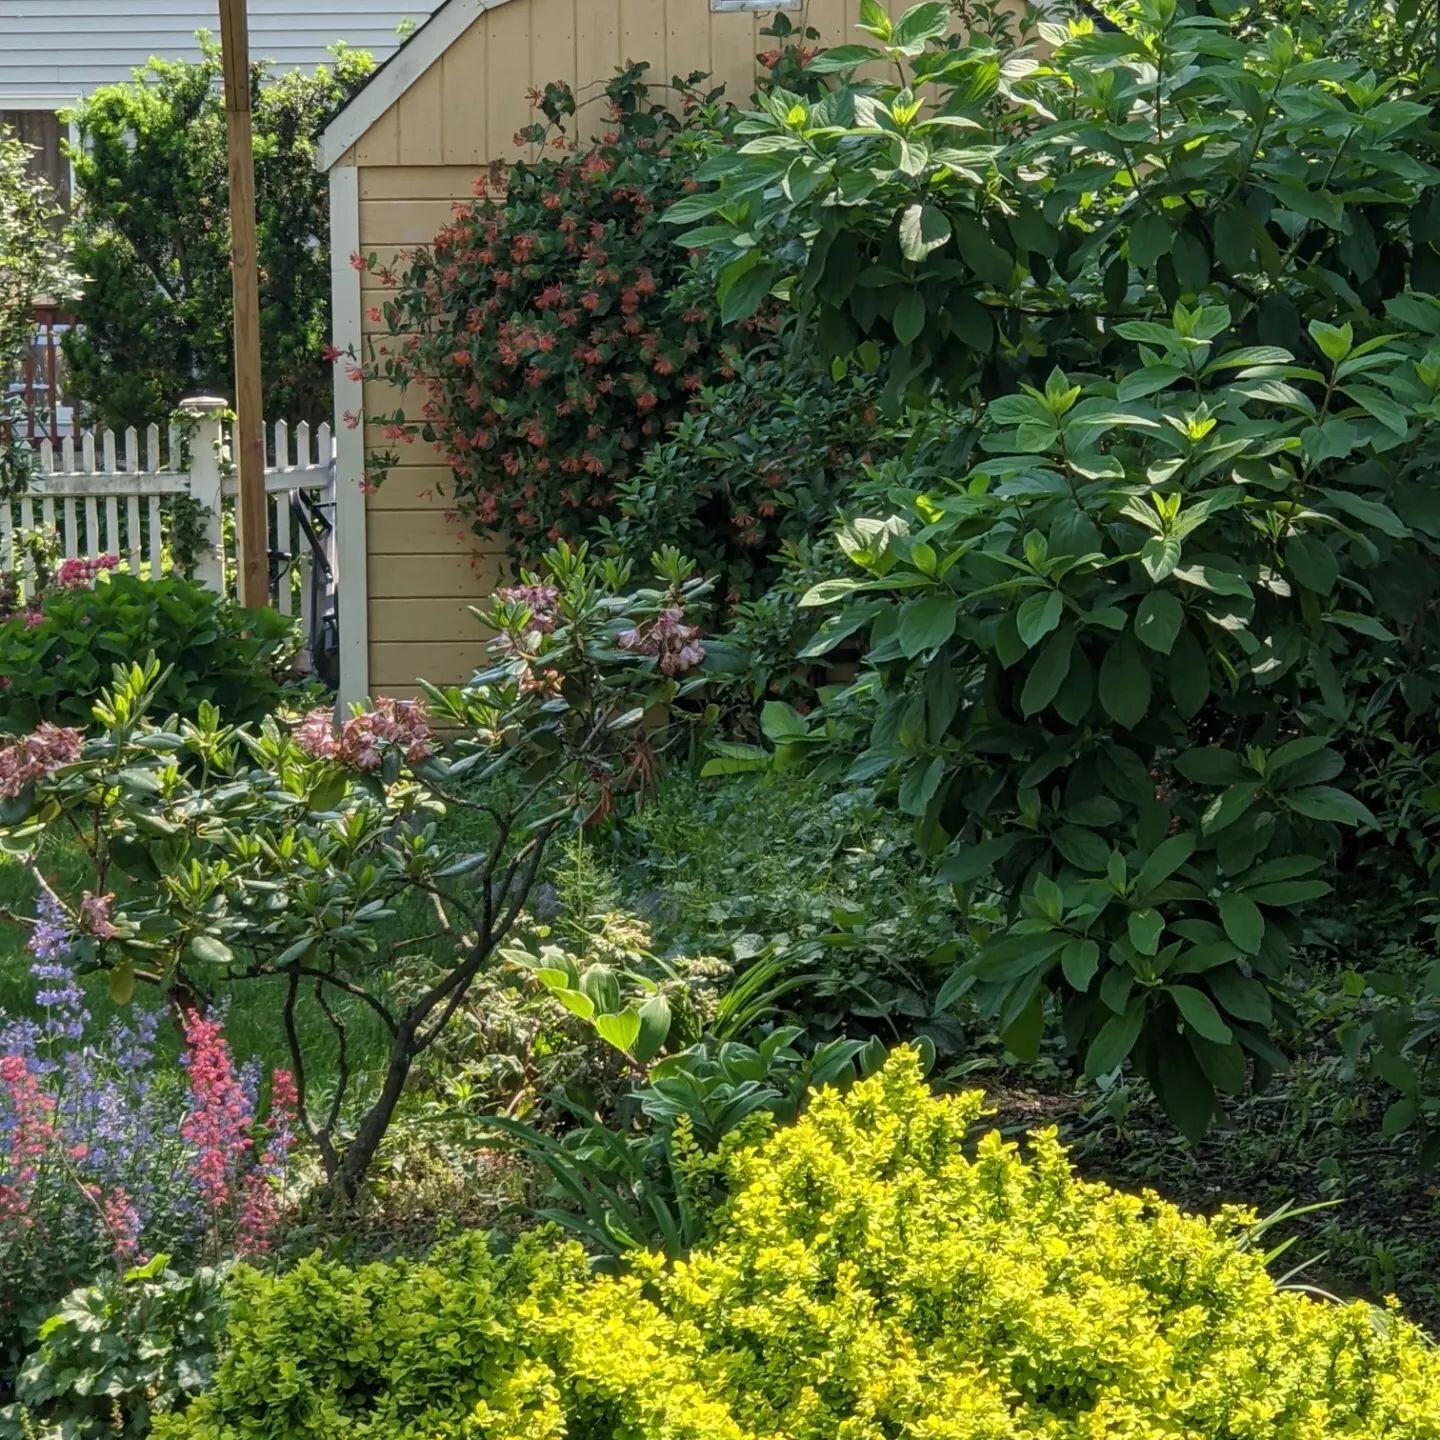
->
1098 636 1151 728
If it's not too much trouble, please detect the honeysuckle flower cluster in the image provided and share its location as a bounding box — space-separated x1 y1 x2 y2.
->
0 723 83 799
294 697 435 773
353 67 766 562
618 607 705 676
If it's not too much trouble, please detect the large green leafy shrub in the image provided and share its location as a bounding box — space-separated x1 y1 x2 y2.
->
0 573 295 729
63 40 372 430
804 300 1440 1135
599 350 898 603
160 1051 1440 1439
1235 0 1440 75
676 0 1440 405
671 0 1440 1135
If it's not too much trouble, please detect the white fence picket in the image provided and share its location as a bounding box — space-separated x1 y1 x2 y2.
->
274 496 293 617
18 497 34 589
147 497 163 578
4 408 336 614
126 494 142 575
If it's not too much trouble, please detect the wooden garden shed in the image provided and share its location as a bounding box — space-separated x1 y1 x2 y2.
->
318 0 956 705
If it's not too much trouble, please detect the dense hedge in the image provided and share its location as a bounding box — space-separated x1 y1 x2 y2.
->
161 1051 1440 1438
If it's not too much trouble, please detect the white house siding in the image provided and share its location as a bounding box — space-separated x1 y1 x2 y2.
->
0 0 443 102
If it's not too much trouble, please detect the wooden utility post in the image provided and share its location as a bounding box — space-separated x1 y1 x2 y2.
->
217 0 270 608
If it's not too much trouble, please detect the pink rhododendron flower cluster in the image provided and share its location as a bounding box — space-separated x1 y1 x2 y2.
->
517 664 563 696
79 891 120 940
53 553 120 590
0 724 84 799
294 698 435 773
496 583 561 632
618 607 705 676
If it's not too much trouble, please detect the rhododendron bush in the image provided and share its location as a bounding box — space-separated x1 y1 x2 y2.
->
356 64 761 561
0 548 714 1201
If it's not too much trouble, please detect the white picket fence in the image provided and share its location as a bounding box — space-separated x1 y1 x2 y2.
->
2 396 335 631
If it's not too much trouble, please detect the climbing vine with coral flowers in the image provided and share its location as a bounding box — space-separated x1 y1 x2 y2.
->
353 63 761 562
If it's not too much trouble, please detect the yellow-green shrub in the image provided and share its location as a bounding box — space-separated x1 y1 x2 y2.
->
161 1052 1440 1439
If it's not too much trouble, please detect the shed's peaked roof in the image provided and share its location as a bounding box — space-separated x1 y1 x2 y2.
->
1 0 439 102
317 0 522 169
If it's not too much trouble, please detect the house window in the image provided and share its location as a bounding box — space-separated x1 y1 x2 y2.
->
0 109 70 209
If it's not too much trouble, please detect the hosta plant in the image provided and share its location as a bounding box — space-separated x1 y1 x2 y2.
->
803 301 1440 1135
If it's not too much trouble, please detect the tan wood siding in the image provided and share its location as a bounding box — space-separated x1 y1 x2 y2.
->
349 0 934 169
349 0 957 691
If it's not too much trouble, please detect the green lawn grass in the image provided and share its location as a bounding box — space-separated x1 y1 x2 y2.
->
0 841 392 1090
0 788 504 1099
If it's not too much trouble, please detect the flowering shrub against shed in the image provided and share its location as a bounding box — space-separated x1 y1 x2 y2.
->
358 66 752 561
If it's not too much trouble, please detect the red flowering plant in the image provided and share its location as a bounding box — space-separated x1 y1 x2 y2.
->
0 550 714 1204
353 63 764 561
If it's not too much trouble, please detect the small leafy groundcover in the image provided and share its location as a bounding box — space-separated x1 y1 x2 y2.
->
161 1051 1440 1439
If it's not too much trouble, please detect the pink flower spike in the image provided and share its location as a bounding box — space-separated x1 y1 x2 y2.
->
179 1010 255 1214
